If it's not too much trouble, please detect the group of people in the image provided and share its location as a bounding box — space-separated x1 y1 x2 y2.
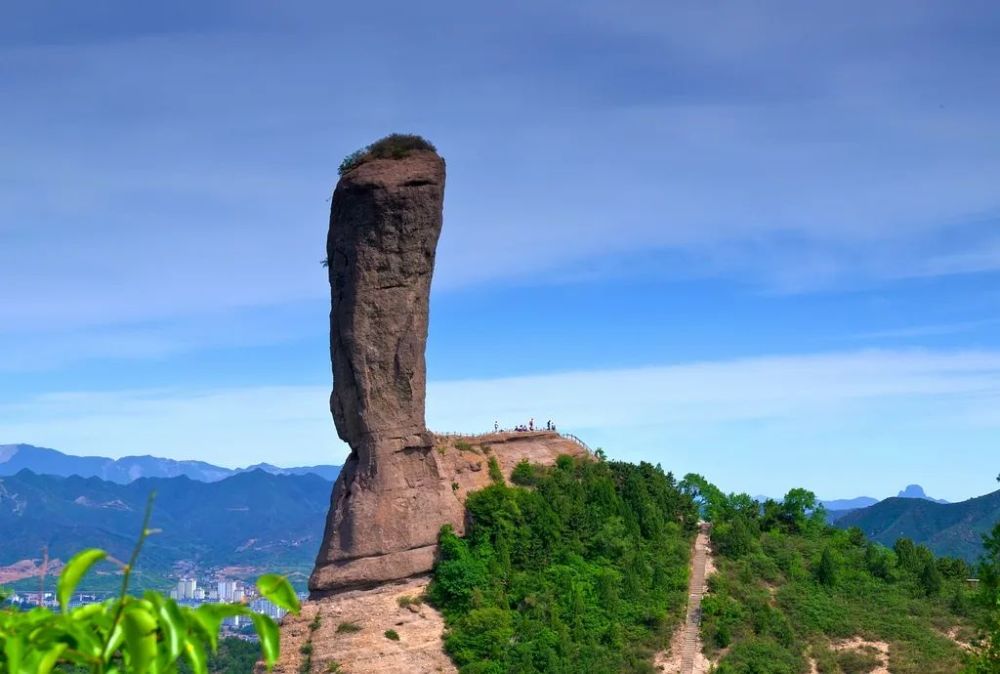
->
493 418 557 433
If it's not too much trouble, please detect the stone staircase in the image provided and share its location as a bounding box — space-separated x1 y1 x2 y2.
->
680 522 711 673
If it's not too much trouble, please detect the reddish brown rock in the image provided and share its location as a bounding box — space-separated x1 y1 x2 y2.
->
310 145 449 593
309 139 591 595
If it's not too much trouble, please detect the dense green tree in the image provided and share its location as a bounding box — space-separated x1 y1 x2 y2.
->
714 515 758 559
430 456 696 673
920 557 944 596
680 473 726 521
965 522 1000 671
816 546 838 587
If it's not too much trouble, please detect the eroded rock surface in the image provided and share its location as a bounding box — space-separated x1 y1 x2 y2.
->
271 577 456 674
276 432 586 672
311 148 449 592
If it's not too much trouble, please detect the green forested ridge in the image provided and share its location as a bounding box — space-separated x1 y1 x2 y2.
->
428 455 697 673
692 474 993 673
834 489 1000 563
0 470 331 590
429 459 1000 673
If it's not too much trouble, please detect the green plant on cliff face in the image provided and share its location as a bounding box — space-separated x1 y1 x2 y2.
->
338 134 437 175
428 455 698 673
0 494 300 674
509 460 536 487
335 621 361 634
487 457 505 486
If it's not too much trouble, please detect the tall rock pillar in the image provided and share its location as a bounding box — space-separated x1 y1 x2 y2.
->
310 143 458 593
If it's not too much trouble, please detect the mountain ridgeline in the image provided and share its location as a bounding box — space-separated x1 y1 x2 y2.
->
0 468 334 589
834 488 1000 563
0 444 340 483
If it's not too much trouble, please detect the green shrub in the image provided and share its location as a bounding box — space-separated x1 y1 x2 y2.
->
384 629 400 641
510 460 536 487
837 646 882 674
338 134 437 175
816 546 839 587
0 495 299 673
716 637 803 674
336 621 362 634
397 594 423 608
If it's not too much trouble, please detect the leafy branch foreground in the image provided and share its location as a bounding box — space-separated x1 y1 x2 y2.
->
0 494 300 674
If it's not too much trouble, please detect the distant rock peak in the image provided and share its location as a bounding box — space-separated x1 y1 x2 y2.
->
896 484 948 503
898 484 927 498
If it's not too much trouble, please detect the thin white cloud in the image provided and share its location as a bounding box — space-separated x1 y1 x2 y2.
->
2 1 1000 334
2 349 998 499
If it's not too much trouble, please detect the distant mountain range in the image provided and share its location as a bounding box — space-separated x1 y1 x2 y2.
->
0 468 334 589
820 484 949 524
0 444 341 483
834 488 1000 563
820 484 948 511
821 496 879 511
751 484 948 515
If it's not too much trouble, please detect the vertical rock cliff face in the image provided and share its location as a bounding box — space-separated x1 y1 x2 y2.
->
310 147 455 593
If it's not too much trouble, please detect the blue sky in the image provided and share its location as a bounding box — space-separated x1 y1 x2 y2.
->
2 1 999 501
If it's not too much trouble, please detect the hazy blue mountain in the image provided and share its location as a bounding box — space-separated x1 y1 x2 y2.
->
237 462 342 482
0 469 334 587
821 496 879 511
0 444 340 484
818 484 945 513
835 489 1000 562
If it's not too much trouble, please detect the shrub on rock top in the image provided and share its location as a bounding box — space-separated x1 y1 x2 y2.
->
338 134 437 175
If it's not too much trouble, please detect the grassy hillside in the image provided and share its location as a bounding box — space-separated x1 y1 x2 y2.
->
690 476 984 673
429 455 697 673
835 490 1000 562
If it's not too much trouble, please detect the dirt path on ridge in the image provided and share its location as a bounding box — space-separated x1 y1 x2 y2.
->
655 521 714 673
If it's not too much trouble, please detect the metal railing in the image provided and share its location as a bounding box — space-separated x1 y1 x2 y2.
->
434 429 594 455
560 433 593 454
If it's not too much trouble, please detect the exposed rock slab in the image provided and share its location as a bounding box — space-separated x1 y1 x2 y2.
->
278 433 587 672
266 577 456 674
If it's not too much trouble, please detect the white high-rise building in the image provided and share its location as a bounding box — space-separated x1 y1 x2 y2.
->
250 598 287 620
176 578 197 600
217 580 239 602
